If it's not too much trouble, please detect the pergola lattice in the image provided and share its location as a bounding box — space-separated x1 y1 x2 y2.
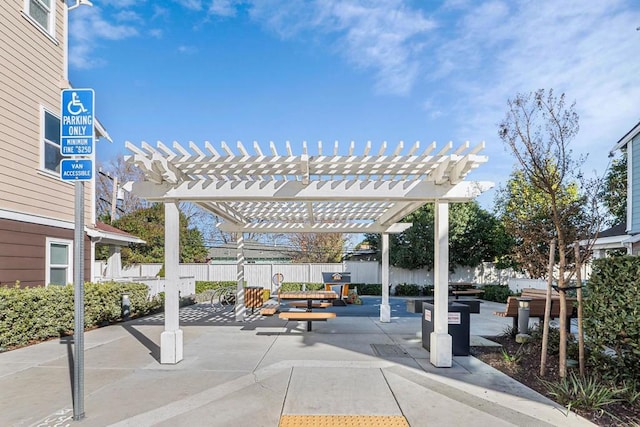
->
124 139 493 368
125 140 491 234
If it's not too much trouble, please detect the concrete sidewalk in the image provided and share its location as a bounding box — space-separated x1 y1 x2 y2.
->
0 297 593 427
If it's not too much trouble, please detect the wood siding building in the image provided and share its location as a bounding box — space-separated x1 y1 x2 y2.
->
0 1 114 287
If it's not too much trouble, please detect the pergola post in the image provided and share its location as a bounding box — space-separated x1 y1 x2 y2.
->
380 233 391 322
235 233 246 321
430 200 452 367
161 201 183 364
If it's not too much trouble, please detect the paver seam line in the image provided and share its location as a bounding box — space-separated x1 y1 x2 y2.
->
279 364 295 423
379 368 410 425
107 361 293 427
384 364 558 427
252 329 285 391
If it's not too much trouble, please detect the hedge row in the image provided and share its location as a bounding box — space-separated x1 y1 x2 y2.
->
280 282 324 292
0 282 161 351
195 281 239 294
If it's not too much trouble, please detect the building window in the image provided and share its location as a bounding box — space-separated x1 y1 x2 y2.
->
46 238 73 286
42 109 62 173
25 0 55 35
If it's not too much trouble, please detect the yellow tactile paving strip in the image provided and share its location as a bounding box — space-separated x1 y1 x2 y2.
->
279 415 410 427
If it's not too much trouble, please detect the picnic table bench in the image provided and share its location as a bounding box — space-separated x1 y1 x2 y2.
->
277 290 338 331
449 282 484 299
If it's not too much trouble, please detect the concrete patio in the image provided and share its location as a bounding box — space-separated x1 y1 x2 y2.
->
0 297 592 426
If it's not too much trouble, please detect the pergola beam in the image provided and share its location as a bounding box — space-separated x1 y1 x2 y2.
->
217 221 413 234
127 180 493 203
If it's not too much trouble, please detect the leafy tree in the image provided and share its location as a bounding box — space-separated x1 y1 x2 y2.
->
364 201 511 270
498 88 603 378
109 203 208 266
600 152 627 227
496 170 586 278
286 233 346 263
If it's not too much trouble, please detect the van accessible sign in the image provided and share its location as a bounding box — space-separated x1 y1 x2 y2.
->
61 89 94 156
61 159 93 181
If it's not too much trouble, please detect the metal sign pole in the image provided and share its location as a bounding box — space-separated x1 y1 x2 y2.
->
60 87 93 420
73 181 85 421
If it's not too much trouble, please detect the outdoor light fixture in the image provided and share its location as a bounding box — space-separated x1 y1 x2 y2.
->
69 0 94 10
517 297 532 309
516 297 533 340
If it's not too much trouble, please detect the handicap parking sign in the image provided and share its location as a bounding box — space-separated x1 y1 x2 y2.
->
61 89 94 156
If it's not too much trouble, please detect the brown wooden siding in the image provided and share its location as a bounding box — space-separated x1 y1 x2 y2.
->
0 218 91 287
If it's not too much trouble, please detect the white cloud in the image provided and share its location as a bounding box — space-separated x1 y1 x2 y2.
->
428 0 640 179
247 0 437 95
149 28 163 38
174 0 203 11
178 45 199 54
114 10 142 22
208 0 238 17
104 0 145 7
69 7 138 69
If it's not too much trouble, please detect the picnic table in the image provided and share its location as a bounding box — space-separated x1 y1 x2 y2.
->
449 282 484 299
278 291 338 331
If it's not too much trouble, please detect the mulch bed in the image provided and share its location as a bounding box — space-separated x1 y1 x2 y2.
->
471 335 640 426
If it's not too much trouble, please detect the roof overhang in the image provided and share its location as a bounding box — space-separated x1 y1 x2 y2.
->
124 140 493 234
610 120 640 154
583 232 640 250
86 225 146 246
95 117 113 143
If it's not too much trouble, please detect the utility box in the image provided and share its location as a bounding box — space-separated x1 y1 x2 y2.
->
422 302 470 356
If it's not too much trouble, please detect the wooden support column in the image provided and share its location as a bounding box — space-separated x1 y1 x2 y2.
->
161 201 183 364
235 233 246 321
430 200 452 367
380 233 391 322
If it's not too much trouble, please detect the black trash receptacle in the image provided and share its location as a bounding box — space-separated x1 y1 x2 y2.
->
422 302 470 356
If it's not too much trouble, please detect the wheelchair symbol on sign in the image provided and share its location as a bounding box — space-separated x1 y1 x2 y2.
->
67 92 88 115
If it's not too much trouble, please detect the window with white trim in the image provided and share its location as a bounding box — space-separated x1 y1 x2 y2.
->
25 0 56 35
46 238 73 286
42 109 62 173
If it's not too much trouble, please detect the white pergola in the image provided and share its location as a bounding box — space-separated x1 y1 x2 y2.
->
124 139 493 367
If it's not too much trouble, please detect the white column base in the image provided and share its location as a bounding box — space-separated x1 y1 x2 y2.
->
235 304 246 322
429 332 452 367
379 304 391 323
160 329 183 364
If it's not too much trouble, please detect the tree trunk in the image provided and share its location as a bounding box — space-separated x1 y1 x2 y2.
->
574 243 585 376
557 233 567 379
540 239 556 376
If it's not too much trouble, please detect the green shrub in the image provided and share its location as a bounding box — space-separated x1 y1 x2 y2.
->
280 282 323 292
529 323 576 357
394 283 421 296
353 283 381 295
541 372 623 414
584 256 640 383
0 282 160 351
195 281 238 294
422 285 434 296
482 284 512 303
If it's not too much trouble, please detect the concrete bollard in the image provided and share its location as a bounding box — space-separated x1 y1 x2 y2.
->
516 297 532 342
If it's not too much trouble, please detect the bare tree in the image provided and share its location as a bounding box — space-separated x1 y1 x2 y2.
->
96 157 147 223
499 89 603 378
287 233 347 263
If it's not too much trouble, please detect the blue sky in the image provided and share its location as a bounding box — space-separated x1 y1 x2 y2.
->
68 0 640 210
